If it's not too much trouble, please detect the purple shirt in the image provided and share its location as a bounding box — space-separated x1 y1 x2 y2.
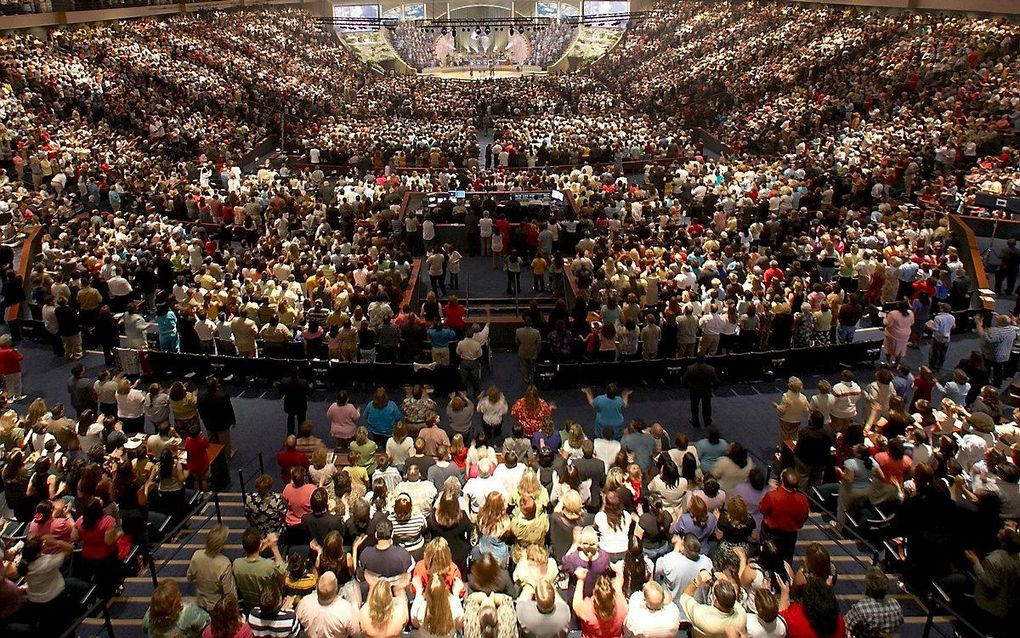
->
729 482 768 531
561 548 610 598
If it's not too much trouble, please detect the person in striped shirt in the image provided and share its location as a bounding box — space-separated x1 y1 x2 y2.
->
247 581 299 638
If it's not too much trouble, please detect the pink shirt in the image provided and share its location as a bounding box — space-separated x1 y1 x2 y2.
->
883 310 913 340
282 483 316 527
75 514 116 560
327 403 361 439
28 517 73 552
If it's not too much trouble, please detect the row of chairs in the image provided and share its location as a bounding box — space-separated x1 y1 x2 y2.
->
140 350 465 391
536 340 883 388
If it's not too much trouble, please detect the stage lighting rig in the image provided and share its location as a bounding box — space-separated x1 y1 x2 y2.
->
317 10 660 33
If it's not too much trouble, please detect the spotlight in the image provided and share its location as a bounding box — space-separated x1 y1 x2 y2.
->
484 26 490 35
509 26 514 35
475 27 481 35
441 26 447 34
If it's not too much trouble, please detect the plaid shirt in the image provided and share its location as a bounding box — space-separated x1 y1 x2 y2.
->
845 596 903 638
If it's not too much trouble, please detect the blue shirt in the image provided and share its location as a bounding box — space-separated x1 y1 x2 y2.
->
592 395 625 435
428 327 457 348
696 439 729 472
364 400 401 437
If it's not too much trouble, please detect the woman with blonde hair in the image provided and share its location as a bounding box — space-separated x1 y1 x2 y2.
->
775 376 810 442
551 488 588 560
143 579 210 638
410 574 463 637
511 467 550 511
359 576 410 638
349 426 379 475
411 537 463 597
308 446 337 487
513 542 558 596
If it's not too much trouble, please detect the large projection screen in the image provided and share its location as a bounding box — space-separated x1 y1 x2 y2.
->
332 4 381 31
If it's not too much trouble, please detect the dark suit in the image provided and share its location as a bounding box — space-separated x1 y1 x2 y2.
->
682 361 719 427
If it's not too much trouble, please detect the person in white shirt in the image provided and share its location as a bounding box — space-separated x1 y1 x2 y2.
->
593 429 622 468
462 458 507 514
830 370 862 433
194 310 217 354
809 380 835 425
625 582 682 638
421 216 436 250
745 589 787 638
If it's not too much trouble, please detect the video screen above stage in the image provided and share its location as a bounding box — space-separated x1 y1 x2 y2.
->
582 0 630 26
332 4 381 32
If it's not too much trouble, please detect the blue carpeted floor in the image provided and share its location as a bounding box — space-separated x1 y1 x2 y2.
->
13 321 986 480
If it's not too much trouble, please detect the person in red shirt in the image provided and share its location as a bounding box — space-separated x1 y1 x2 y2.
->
764 261 786 287
780 578 846 638
184 423 211 492
0 334 25 400
276 435 310 483
75 496 122 596
759 469 810 564
443 295 467 334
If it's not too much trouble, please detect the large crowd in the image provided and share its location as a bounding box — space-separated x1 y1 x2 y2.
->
0 1 1018 637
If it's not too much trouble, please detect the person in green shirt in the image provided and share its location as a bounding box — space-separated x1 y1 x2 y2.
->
233 526 285 610
143 580 210 638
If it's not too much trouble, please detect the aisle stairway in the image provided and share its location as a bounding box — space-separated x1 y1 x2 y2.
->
73 492 959 638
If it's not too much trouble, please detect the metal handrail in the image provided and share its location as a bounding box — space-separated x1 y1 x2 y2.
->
923 581 991 638
802 490 882 568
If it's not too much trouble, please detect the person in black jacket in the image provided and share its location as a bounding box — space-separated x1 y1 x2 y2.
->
54 296 82 360
197 376 236 459
794 411 836 489
276 370 311 436
683 354 719 428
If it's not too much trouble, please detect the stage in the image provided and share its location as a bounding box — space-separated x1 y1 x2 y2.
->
420 64 546 80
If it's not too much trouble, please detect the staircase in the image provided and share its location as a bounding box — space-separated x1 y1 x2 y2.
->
71 493 962 638
78 493 248 638
795 510 957 638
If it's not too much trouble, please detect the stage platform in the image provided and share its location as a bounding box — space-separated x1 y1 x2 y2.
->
420 64 546 80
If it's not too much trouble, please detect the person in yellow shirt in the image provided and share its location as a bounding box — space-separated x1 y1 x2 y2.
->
531 254 547 293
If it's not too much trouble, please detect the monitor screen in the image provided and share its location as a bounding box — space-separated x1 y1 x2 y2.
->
536 1 559 18
403 3 425 19
332 4 381 32
582 0 629 26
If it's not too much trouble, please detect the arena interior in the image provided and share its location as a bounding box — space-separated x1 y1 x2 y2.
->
0 0 1019 637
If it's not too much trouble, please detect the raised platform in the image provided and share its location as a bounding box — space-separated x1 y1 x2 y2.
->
420 64 545 80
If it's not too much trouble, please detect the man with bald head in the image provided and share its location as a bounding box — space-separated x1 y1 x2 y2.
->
295 571 360 638
276 434 309 482
625 581 682 638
